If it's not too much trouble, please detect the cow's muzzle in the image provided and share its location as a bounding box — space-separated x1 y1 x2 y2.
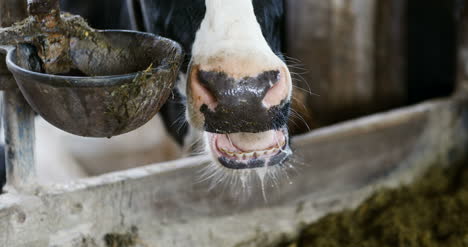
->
189 66 291 134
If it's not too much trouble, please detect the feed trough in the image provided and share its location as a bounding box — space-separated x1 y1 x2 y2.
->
0 98 467 247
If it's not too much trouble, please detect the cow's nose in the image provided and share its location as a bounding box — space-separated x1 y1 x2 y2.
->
189 67 291 133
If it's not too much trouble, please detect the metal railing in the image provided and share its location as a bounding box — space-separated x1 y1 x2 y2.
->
0 0 37 192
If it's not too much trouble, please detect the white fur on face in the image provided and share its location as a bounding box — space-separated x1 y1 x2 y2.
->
190 0 286 77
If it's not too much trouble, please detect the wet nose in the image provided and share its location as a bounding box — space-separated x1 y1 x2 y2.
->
190 68 290 134
199 70 281 105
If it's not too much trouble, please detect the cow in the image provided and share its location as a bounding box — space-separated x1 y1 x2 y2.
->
0 0 293 190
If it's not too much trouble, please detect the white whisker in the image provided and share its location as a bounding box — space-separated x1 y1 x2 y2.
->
290 109 311 131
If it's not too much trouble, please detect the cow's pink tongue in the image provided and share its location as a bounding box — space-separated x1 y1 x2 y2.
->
216 130 285 153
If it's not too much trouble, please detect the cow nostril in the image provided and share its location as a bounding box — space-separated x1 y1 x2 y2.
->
263 68 290 108
190 66 218 111
190 66 290 112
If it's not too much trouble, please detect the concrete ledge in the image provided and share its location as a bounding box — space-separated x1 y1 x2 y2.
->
0 98 467 247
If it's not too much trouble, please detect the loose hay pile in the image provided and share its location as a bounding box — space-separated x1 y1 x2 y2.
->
282 161 468 247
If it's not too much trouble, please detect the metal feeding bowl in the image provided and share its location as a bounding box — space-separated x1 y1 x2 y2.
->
5 30 183 137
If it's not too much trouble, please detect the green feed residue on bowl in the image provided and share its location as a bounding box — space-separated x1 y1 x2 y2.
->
106 64 156 132
283 162 468 247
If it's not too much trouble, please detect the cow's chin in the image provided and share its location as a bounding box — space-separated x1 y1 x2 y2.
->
205 129 291 170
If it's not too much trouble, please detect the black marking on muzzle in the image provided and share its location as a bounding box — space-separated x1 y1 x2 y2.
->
198 70 280 99
219 157 265 169
201 102 290 134
218 151 289 170
269 150 290 165
197 69 289 133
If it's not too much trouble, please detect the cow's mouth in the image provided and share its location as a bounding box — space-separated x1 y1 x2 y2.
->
206 129 291 170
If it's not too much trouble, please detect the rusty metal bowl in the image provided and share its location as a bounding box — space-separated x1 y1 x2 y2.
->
5 30 183 137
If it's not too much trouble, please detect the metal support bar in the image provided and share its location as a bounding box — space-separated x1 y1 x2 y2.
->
3 89 36 191
1 0 37 192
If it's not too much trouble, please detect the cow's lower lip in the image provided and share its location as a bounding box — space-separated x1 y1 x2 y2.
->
207 129 291 170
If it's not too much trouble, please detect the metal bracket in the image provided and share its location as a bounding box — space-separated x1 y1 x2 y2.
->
1 0 37 193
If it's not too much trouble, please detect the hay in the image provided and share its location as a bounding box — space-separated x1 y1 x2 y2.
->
281 161 468 247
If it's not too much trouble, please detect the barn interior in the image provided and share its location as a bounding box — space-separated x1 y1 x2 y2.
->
0 0 467 246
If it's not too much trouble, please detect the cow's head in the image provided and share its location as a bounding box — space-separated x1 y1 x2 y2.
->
186 0 292 171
